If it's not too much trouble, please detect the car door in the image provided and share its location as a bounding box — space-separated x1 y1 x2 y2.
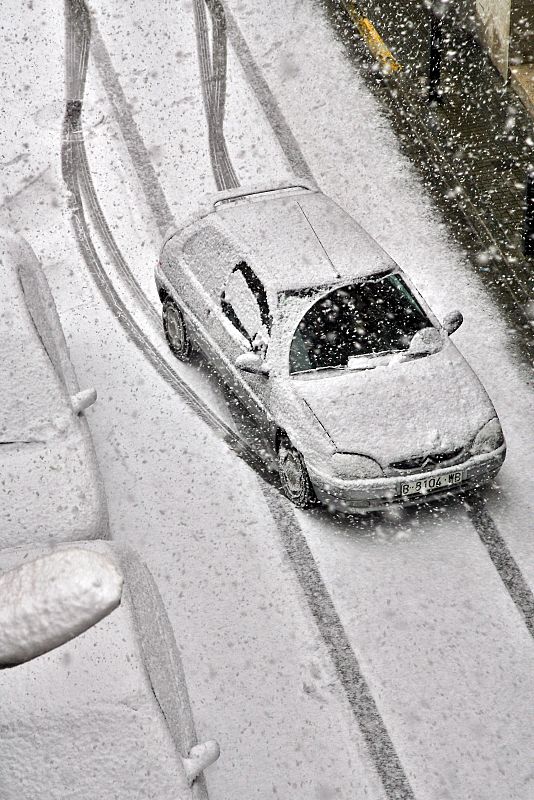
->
206 262 272 423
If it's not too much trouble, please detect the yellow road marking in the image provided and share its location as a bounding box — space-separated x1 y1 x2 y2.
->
346 3 402 73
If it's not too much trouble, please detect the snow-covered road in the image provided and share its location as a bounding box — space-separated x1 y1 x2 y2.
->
2 0 534 798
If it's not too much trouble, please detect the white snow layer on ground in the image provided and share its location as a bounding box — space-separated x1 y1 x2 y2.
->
45 235 387 800
91 0 534 798
217 1 534 797
0 547 122 666
0 3 389 799
3 0 534 799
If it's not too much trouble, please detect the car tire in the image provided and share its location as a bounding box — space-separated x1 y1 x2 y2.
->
278 436 316 509
162 298 192 361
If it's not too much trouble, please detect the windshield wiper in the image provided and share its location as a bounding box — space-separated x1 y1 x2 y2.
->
293 365 346 376
347 352 393 370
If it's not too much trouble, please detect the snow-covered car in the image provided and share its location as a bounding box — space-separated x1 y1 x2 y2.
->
155 183 505 512
0 233 107 544
0 542 219 799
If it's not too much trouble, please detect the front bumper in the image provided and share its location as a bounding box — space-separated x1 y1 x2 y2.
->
307 445 506 514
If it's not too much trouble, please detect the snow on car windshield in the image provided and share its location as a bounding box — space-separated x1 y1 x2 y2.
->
289 274 432 374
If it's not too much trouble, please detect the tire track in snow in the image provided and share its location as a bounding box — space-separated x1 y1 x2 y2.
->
87 24 174 236
467 496 534 636
192 0 239 189
264 486 417 800
198 0 316 188
66 21 267 476
63 120 265 476
66 4 415 798
214 0 316 185
66 6 268 471
194 0 316 191
63 4 213 798
74 121 161 327
65 4 271 469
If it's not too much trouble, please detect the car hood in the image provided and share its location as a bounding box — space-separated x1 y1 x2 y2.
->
291 341 495 466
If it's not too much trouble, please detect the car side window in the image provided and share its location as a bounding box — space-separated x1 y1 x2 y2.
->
221 266 264 342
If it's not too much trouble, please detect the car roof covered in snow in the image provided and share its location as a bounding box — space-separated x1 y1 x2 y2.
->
212 187 397 293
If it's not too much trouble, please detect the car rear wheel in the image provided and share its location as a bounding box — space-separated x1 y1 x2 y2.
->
162 298 192 361
278 437 316 509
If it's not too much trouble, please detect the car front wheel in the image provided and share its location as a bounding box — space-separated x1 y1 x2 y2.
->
162 298 192 361
278 437 316 509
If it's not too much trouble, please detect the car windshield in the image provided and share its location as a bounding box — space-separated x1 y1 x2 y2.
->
289 274 433 374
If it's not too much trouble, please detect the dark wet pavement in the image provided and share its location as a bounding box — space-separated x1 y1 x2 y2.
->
321 0 534 361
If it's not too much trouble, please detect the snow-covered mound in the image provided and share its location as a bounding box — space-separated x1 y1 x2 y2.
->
0 548 123 667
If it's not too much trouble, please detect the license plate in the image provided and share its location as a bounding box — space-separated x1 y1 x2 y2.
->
400 470 463 497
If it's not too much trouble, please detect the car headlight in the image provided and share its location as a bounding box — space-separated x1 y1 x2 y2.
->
471 417 505 455
331 453 384 480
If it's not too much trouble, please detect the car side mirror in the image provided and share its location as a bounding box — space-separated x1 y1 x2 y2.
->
71 387 97 414
183 740 220 785
251 326 270 354
0 549 123 667
443 310 463 335
235 352 269 376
